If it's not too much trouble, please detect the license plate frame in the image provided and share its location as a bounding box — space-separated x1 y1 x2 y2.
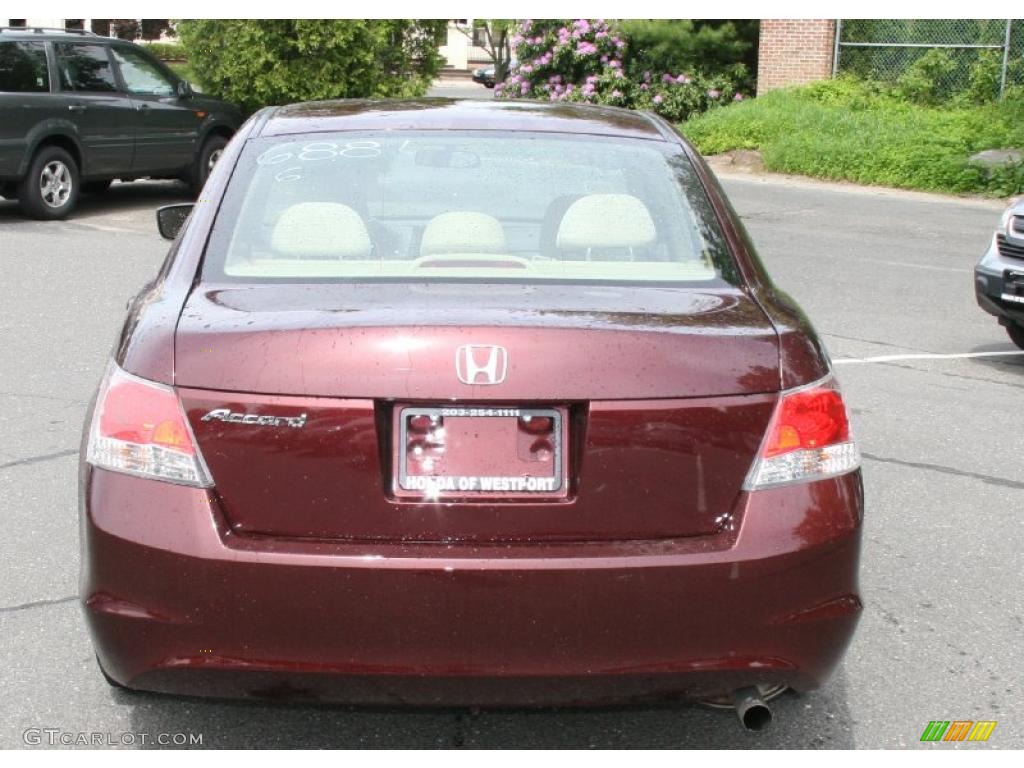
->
394 405 566 500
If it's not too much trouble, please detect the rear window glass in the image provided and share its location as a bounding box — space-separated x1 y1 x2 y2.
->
0 41 49 93
203 131 738 286
55 43 117 92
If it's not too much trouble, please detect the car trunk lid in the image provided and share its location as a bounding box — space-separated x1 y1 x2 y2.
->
176 283 779 541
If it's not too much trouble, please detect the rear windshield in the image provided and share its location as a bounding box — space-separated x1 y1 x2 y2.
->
203 131 739 286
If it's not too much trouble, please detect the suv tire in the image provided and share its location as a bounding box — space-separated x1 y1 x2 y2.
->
189 134 228 197
18 146 80 220
1007 322 1024 351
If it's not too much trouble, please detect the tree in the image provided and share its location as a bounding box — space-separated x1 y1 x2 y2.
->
458 20 515 82
110 19 140 40
616 20 758 92
176 19 448 114
90 18 172 40
140 19 173 41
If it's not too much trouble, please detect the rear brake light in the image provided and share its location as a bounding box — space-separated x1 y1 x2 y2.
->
86 361 212 487
744 376 860 489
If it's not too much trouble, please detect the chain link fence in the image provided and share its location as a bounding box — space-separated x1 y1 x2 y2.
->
833 19 1023 98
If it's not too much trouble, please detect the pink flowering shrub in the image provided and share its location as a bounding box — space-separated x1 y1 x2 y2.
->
496 19 622 101
495 19 745 122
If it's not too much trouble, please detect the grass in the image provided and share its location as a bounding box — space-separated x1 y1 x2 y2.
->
682 78 1024 197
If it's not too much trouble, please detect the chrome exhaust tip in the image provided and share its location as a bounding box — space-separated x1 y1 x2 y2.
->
732 687 773 731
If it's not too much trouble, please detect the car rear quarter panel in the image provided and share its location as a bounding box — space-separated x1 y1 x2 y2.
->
656 115 832 389
114 109 264 383
697 170 832 388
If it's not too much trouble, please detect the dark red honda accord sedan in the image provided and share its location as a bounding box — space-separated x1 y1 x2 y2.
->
80 99 863 727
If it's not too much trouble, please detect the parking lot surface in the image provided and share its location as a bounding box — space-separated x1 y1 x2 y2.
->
0 174 1020 748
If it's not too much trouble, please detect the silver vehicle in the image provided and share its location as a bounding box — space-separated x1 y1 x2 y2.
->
975 198 1024 349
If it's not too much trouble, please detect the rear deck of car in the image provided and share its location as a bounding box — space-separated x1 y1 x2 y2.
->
253 98 672 141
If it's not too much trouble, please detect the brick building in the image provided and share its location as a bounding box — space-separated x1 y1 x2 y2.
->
757 19 837 94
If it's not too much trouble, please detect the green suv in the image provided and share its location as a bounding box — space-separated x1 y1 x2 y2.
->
0 27 242 219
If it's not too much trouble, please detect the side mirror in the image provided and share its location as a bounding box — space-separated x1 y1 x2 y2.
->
176 80 194 99
156 203 193 240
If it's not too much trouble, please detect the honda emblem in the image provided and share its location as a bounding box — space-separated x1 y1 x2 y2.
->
455 345 508 385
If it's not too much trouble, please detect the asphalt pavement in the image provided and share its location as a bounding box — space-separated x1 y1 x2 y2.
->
427 78 494 100
0 167 1020 749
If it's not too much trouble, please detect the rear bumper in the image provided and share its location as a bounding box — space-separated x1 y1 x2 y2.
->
80 468 863 706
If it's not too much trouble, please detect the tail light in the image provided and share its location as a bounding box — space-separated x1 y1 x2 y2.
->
85 361 212 487
744 375 860 490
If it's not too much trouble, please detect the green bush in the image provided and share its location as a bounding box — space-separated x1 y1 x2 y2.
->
856 45 1014 107
140 41 186 61
799 76 889 109
616 19 756 93
176 19 447 114
963 50 1003 104
499 19 622 98
683 78 1024 196
893 49 959 105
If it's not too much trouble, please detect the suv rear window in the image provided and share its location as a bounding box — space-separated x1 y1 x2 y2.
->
203 131 738 286
55 43 117 92
0 41 49 93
